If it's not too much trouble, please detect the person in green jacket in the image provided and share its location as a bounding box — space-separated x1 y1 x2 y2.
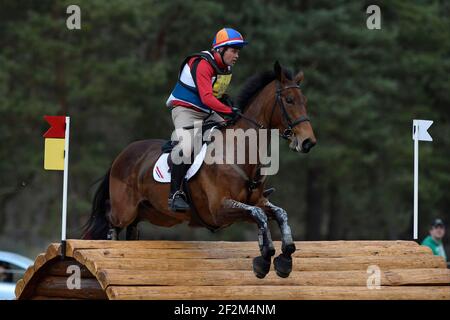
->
421 218 447 262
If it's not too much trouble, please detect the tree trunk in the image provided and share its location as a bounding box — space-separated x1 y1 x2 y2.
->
327 180 341 240
305 167 323 240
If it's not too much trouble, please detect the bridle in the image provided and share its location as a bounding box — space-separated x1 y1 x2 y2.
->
235 81 310 140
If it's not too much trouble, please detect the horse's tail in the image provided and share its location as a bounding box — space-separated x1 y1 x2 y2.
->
81 168 111 239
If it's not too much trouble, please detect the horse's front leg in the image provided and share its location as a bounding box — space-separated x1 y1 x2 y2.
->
262 200 296 278
222 199 275 278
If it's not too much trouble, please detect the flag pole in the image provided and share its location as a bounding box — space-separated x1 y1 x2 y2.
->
61 116 70 259
412 119 433 241
413 122 419 240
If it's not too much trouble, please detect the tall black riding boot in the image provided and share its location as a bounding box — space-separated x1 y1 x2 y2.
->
168 162 190 212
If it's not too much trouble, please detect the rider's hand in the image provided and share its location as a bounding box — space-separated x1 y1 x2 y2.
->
221 107 240 123
231 107 240 117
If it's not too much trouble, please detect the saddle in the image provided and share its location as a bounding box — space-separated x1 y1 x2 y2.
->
153 143 208 183
153 122 222 183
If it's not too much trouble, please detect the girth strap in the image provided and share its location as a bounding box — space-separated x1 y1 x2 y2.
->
229 164 267 193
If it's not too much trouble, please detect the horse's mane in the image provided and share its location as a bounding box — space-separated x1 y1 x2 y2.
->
236 67 293 111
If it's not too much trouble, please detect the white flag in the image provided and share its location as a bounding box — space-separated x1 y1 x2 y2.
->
412 120 433 142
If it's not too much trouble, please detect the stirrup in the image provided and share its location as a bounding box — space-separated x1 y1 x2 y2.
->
172 190 187 199
168 191 190 212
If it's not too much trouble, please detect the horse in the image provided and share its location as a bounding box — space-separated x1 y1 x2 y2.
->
82 61 316 278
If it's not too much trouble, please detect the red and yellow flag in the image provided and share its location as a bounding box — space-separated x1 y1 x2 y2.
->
43 116 66 170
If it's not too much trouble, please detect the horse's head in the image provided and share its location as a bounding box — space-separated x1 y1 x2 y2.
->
271 61 316 153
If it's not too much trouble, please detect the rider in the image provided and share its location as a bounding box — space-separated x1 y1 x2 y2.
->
166 28 248 212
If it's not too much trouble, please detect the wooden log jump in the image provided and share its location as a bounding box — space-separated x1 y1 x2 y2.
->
15 240 450 300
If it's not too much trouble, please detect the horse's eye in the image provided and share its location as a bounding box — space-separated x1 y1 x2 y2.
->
285 96 294 104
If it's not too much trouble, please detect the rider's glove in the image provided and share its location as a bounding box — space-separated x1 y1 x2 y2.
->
220 94 234 107
231 107 240 117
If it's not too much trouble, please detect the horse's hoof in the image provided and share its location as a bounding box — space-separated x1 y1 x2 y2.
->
106 229 116 240
282 242 296 256
274 254 293 278
252 256 271 279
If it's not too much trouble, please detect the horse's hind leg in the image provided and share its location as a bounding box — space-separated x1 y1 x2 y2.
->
262 201 295 278
222 199 275 279
126 219 140 240
100 199 120 240
108 176 140 240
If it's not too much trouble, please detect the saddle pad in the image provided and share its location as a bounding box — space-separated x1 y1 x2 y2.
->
153 143 207 183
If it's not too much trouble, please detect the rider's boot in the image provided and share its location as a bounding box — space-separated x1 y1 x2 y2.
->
168 162 190 212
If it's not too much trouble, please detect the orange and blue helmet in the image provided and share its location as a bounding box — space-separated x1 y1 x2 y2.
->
212 28 248 50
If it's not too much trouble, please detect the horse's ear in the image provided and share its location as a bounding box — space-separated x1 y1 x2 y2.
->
274 61 283 81
294 71 304 84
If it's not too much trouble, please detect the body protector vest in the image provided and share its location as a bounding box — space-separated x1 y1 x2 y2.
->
166 51 232 113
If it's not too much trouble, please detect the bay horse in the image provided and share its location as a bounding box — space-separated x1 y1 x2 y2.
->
82 61 316 278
